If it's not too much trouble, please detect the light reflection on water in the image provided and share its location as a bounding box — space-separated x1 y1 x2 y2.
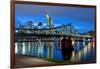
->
15 38 95 62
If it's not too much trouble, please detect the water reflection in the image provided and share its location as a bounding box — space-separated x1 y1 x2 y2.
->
15 38 95 62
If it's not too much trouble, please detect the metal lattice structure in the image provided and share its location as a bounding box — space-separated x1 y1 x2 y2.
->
15 24 79 36
15 12 92 42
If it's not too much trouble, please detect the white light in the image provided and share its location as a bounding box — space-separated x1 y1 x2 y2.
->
15 30 18 33
72 40 75 45
15 42 18 54
22 42 26 55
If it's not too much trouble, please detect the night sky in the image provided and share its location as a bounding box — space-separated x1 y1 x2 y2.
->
15 4 95 33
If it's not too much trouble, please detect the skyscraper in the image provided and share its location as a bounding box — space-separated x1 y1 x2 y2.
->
46 12 54 28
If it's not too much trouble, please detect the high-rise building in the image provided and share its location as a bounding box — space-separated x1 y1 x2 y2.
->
46 12 54 28
38 22 43 29
27 20 33 29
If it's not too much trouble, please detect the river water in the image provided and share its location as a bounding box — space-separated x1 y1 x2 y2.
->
15 38 95 62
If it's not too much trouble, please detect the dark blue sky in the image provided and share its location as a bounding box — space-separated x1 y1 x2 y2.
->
15 4 95 33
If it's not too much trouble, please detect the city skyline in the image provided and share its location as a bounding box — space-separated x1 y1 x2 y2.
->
15 4 95 33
